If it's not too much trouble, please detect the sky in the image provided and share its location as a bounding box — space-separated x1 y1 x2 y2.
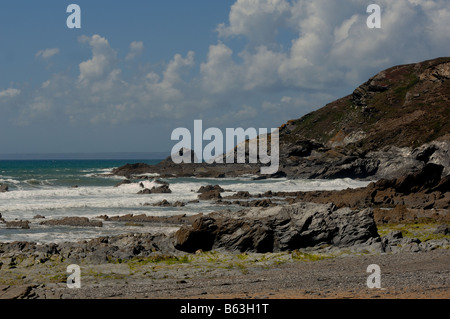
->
0 0 449 157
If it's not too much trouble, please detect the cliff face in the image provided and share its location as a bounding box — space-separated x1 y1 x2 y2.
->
113 57 450 180
277 57 450 179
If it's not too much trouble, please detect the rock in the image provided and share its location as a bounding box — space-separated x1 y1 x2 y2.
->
5 220 30 229
392 163 444 194
137 185 172 194
153 199 171 207
0 285 35 299
173 201 186 207
234 198 275 208
173 202 379 253
40 217 103 227
137 188 152 194
224 191 251 199
198 190 222 200
153 179 169 186
434 224 449 235
111 163 153 177
114 179 132 187
97 213 201 225
0 184 8 192
33 215 45 219
197 185 224 193
150 184 172 193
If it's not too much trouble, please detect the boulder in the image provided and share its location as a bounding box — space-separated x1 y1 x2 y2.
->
198 190 222 200
0 184 8 192
197 185 224 193
173 202 379 253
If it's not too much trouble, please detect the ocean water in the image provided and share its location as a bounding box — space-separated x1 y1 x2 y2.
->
0 160 371 244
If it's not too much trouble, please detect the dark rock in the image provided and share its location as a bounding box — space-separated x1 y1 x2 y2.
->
40 217 103 227
198 190 222 200
235 198 275 208
153 179 169 186
5 220 30 229
173 201 186 207
137 188 152 194
153 199 171 207
149 185 172 194
173 202 379 253
97 213 201 225
0 184 8 192
393 163 444 194
197 185 224 193
137 185 172 194
224 191 251 199
111 163 153 176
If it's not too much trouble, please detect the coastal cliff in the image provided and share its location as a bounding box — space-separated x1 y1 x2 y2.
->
112 57 450 180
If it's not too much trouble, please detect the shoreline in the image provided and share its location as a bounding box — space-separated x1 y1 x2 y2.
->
1 164 449 299
0 201 449 299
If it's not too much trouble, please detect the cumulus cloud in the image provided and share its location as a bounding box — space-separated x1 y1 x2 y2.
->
35 48 60 59
5 1 450 132
125 41 144 61
78 35 118 85
0 88 21 99
217 0 291 46
207 0 450 93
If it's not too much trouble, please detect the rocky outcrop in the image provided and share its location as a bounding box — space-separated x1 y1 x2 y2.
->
150 199 185 207
198 190 222 200
275 163 449 211
380 231 449 254
0 233 177 264
108 58 449 181
197 185 224 193
5 220 30 229
97 213 201 225
0 184 8 193
173 202 379 253
137 185 172 194
40 217 103 228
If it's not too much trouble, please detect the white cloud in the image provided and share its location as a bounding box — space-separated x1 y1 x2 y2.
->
211 0 450 92
200 42 239 94
35 48 60 59
126 41 144 61
78 35 117 85
0 88 21 99
217 0 291 45
6 0 450 132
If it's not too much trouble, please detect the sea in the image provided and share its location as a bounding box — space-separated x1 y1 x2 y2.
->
0 158 371 244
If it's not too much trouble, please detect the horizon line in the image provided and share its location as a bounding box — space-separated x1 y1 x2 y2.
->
0 151 169 160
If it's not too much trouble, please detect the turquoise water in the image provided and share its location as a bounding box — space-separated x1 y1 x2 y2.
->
0 159 161 190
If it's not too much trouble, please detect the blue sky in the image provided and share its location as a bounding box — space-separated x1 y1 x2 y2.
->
1 0 449 156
